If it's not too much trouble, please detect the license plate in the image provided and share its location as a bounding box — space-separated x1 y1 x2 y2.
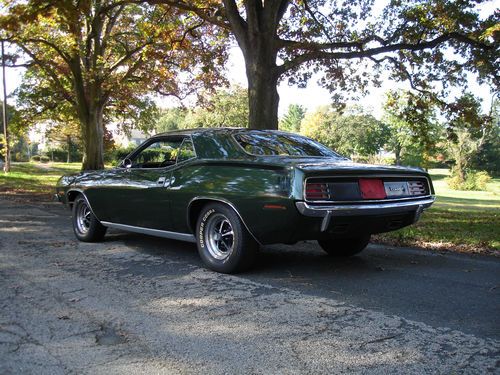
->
384 181 409 197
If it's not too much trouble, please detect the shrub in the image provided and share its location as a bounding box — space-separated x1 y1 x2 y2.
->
474 171 492 190
105 145 136 165
13 152 29 162
30 155 41 162
40 155 50 163
446 170 491 191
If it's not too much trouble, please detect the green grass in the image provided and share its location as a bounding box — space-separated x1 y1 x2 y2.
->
375 168 500 253
1 163 499 254
0 162 82 198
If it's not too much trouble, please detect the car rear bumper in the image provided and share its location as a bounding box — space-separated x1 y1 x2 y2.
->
295 196 435 232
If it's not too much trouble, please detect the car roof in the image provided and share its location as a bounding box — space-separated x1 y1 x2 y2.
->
152 127 292 138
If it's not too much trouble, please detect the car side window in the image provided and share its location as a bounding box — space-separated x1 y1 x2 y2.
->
176 138 196 163
131 139 182 169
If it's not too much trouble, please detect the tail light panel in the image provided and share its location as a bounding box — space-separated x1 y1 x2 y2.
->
304 176 430 202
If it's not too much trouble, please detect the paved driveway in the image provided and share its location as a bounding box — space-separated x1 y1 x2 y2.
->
0 196 498 374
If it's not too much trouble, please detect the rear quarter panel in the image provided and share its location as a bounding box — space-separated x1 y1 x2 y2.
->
169 161 302 244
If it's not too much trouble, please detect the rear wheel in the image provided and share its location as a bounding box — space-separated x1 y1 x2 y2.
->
72 195 107 242
196 203 258 273
318 235 371 257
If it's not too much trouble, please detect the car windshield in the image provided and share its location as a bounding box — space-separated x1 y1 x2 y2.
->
233 131 346 158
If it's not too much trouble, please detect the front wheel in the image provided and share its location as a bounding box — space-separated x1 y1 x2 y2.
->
72 195 107 242
196 203 258 273
318 235 371 257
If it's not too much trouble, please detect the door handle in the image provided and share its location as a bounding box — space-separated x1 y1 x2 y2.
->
163 176 175 188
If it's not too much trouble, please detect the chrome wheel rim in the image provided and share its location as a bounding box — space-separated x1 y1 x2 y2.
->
76 201 91 235
205 213 234 261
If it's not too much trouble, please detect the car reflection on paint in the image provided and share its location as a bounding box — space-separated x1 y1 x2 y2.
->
56 128 435 273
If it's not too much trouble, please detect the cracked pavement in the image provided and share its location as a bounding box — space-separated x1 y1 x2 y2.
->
0 196 499 374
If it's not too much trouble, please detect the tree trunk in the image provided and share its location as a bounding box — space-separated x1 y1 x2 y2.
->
81 105 104 171
66 135 71 163
395 143 402 165
246 63 280 130
242 30 280 130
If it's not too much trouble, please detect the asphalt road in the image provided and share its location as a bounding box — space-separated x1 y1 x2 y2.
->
0 196 499 374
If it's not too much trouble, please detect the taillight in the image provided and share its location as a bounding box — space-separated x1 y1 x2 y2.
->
305 183 329 201
408 181 427 195
359 178 386 199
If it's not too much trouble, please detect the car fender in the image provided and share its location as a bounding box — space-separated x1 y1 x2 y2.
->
187 196 263 245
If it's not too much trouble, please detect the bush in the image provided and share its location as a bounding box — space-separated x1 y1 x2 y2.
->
446 170 492 191
30 155 41 162
40 155 50 163
47 147 83 162
13 152 29 162
105 145 136 165
474 171 492 190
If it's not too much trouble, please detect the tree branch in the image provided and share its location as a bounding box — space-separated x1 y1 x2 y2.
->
16 44 75 105
23 38 73 64
277 32 493 75
222 0 248 48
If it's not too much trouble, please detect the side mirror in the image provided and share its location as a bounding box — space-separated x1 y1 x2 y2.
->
122 158 132 168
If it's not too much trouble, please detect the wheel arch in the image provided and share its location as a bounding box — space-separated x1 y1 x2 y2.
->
187 197 262 245
66 189 101 222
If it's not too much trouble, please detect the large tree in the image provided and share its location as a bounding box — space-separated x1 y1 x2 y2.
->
162 0 498 130
1 0 228 170
280 104 306 133
301 105 388 157
383 90 442 167
445 93 493 182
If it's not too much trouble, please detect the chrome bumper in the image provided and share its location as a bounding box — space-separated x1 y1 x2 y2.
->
295 196 436 232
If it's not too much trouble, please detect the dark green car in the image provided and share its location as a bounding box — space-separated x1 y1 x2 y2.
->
56 128 435 273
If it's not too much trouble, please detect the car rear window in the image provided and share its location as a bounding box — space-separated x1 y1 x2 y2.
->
233 131 345 158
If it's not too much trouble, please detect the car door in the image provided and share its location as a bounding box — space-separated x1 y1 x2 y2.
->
100 136 184 230
166 137 199 233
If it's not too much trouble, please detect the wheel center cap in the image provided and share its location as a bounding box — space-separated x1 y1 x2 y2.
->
214 233 222 241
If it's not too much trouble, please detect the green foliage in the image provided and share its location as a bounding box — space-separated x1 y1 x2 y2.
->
447 170 492 191
155 86 249 131
444 94 493 181
300 106 388 158
280 104 305 133
182 86 249 128
156 108 187 133
105 145 136 165
471 99 500 176
382 90 442 167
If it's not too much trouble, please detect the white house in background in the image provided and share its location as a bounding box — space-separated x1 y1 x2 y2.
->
108 125 150 148
28 122 49 150
28 121 150 150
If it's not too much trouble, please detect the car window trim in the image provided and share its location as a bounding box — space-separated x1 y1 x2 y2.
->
175 137 198 164
121 135 197 171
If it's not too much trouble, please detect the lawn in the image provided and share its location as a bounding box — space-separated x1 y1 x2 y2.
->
1 163 499 255
0 162 82 199
374 169 500 255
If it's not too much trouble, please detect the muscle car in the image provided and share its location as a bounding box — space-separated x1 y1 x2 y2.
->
55 128 435 273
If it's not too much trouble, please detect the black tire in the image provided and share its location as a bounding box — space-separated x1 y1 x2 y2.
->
196 203 259 273
318 235 371 257
72 195 107 242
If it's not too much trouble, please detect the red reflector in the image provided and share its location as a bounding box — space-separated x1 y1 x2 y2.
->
263 204 287 210
359 179 387 199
